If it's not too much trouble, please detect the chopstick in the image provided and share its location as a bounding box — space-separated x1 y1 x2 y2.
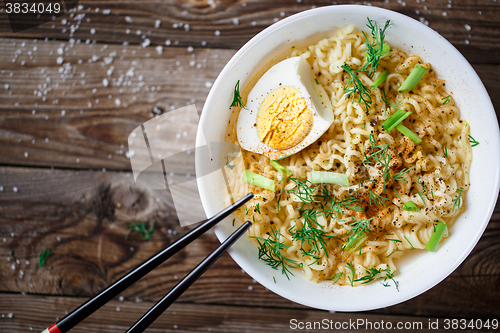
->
126 220 252 333
42 192 254 333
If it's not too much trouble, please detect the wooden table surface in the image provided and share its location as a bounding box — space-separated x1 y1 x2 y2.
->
1 1 499 332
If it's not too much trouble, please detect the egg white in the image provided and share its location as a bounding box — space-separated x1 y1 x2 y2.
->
236 56 334 161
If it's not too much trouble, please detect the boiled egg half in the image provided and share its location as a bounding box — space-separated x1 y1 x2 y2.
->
236 56 334 160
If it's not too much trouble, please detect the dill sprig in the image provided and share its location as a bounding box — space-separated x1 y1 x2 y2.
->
230 80 245 108
355 267 383 284
452 187 464 212
288 177 322 206
362 18 391 77
369 190 390 206
250 228 302 280
345 262 356 287
290 208 336 259
125 220 155 240
329 272 343 284
442 95 451 105
342 63 372 111
342 216 374 252
39 247 51 267
381 269 400 291
469 135 479 147
322 196 363 220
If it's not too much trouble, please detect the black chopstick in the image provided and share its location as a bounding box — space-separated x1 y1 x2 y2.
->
43 192 253 333
126 220 252 333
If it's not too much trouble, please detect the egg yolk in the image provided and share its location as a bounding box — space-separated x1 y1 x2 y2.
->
256 86 313 150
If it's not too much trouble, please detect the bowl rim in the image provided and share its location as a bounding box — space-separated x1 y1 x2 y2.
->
196 4 500 311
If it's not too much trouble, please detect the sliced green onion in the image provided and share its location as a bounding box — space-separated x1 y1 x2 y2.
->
242 170 275 192
398 63 428 92
396 124 422 144
383 109 412 132
309 170 349 186
343 232 368 253
425 221 447 252
371 70 389 89
402 201 419 212
381 43 391 58
270 160 292 178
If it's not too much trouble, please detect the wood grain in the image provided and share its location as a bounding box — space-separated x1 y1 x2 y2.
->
0 37 235 170
0 0 499 64
0 0 499 330
0 167 499 318
4 293 488 333
0 37 499 171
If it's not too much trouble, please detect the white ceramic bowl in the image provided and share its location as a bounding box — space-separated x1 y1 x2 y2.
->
196 5 500 311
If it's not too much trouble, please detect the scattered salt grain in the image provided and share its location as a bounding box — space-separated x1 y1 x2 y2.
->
125 16 133 23
233 18 239 25
187 46 194 52
7 313 13 318
201 41 207 46
4 84 8 90
214 30 220 36
24 152 28 158
141 39 151 48
155 19 161 28
119 296 124 302
56 57 64 65
205 81 213 88
116 307 121 312
103 9 111 15
102 78 109 87
465 24 471 31
115 98 121 106
90 28 96 34
165 40 171 46
61 110 66 116
13 186 18 192
156 45 163 55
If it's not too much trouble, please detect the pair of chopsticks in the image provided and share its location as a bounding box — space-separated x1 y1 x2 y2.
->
42 193 254 333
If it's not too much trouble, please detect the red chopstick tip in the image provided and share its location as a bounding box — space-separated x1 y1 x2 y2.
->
48 323 62 333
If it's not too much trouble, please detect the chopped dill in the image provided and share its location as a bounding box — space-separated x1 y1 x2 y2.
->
345 262 356 287
125 220 155 240
225 157 235 170
232 218 235 226
369 190 390 206
442 140 448 157
355 268 383 284
452 187 464 212
230 80 245 108
255 203 261 214
39 247 51 267
290 208 335 258
329 272 343 284
469 135 479 147
362 18 391 77
417 190 427 208
381 269 400 291
404 235 414 249
341 63 372 111
385 238 402 243
250 228 302 280
442 95 451 105
386 248 401 258
342 216 374 252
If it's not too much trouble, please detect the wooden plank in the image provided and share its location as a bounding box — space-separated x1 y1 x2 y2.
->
0 0 499 63
2 293 483 333
0 167 499 317
0 37 499 171
0 37 235 170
